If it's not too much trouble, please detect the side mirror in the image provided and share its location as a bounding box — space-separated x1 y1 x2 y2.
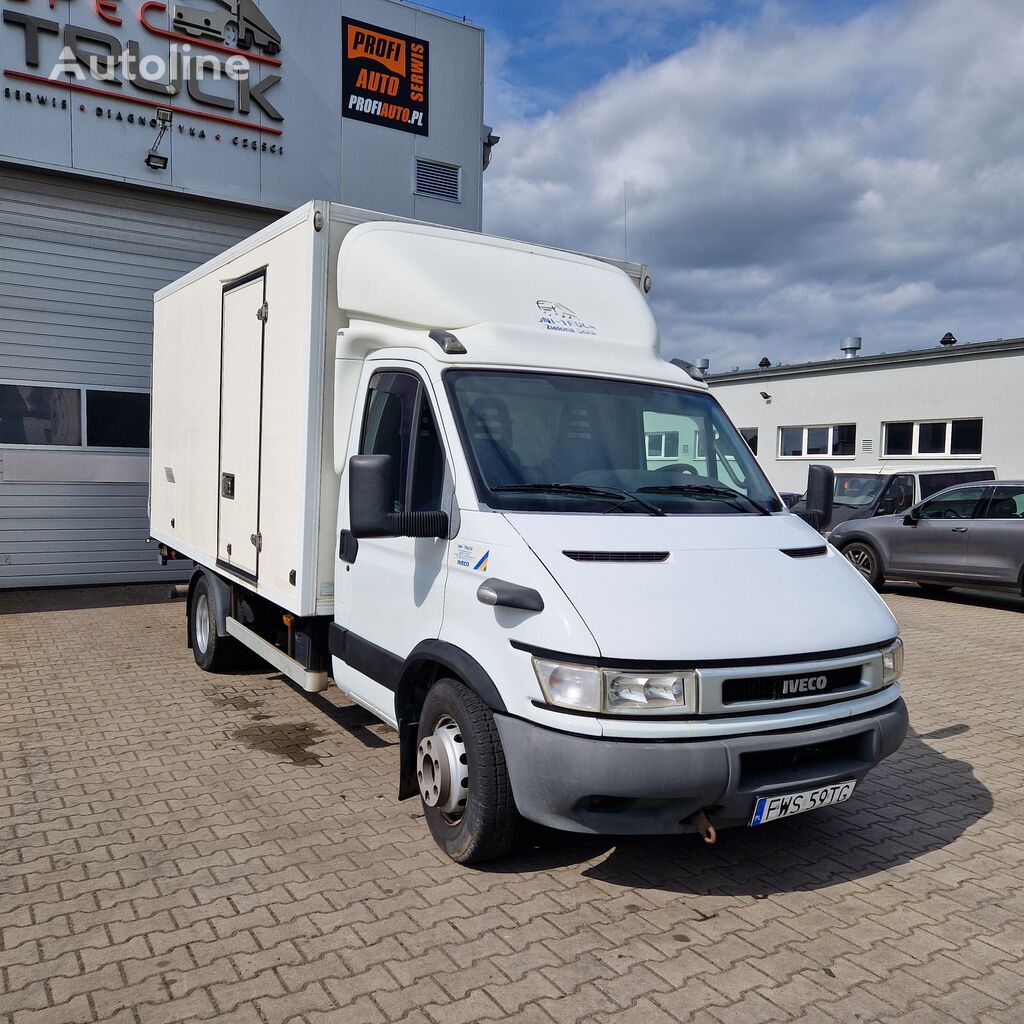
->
797 464 834 533
349 455 449 540
902 509 919 526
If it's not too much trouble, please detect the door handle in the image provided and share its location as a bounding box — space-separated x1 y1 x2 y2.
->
951 527 968 533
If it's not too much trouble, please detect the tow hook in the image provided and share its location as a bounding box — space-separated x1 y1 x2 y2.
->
691 809 717 845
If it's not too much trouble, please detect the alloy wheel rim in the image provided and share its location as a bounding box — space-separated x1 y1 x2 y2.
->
846 546 872 578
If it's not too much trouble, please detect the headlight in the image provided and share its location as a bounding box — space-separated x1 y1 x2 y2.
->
882 638 904 685
533 659 697 714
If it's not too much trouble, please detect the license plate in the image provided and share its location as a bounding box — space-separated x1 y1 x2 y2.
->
750 780 856 826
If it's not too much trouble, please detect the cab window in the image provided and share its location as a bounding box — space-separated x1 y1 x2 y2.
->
360 371 446 513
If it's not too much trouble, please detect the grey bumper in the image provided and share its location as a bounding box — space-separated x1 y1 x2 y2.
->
494 697 908 835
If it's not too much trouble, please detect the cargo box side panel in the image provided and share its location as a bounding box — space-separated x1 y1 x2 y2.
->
151 214 321 615
152 280 223 569
255 222 319 611
313 212 362 614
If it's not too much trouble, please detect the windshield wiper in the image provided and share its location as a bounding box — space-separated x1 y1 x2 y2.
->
637 483 774 516
492 483 666 517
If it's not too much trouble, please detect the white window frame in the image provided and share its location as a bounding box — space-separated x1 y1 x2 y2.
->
0 378 151 454
777 423 857 460
881 418 983 459
645 430 680 460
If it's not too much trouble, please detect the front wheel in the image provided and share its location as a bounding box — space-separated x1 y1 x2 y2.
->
416 679 520 864
842 541 884 590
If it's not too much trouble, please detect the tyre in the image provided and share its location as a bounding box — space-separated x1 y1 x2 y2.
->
917 583 952 594
189 575 238 672
842 541 884 590
222 21 239 48
416 678 520 864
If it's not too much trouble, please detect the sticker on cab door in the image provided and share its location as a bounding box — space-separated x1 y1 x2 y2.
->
453 542 490 573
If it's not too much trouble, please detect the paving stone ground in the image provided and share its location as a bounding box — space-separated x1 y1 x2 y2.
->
1 582 1023 1023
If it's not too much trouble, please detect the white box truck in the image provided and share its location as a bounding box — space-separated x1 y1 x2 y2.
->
151 201 908 864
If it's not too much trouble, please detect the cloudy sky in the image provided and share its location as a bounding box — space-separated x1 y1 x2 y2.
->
454 0 1024 371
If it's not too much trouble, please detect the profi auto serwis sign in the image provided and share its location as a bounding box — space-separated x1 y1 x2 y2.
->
342 16 428 136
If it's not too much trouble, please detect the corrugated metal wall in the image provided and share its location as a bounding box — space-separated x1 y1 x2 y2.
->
0 167 277 589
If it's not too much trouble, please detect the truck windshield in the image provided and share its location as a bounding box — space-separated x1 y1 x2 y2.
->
834 475 889 509
446 370 783 515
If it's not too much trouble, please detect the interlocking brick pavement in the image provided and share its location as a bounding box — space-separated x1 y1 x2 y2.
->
1 582 1022 1023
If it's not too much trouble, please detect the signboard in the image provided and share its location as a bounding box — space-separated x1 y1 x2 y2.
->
342 16 428 137
0 0 341 208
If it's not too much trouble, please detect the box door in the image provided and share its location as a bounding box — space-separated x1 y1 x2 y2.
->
217 273 267 581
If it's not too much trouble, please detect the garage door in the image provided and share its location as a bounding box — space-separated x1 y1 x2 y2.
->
0 167 276 589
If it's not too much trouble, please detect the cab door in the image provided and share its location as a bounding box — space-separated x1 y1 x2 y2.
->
334 367 452 725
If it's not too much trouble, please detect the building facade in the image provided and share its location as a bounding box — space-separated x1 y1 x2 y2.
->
706 337 1024 495
1 0 486 588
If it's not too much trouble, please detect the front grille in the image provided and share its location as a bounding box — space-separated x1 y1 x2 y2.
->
563 551 669 563
721 665 863 705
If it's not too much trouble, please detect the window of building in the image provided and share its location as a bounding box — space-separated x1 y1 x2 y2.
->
740 427 758 455
778 424 857 459
645 431 680 459
883 419 983 458
0 384 82 446
86 391 150 449
0 382 149 450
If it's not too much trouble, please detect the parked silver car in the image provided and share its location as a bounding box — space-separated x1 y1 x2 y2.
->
830 481 1024 595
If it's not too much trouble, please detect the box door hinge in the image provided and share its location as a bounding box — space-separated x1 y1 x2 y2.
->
257 301 269 323
250 532 263 552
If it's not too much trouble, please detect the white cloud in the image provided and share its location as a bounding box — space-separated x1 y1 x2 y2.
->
483 0 1024 368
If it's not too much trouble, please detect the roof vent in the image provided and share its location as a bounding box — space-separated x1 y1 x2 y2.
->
758 357 772 369
414 158 462 203
939 332 957 347
840 336 862 358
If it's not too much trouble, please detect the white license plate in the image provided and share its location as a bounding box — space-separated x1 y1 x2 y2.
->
750 780 856 826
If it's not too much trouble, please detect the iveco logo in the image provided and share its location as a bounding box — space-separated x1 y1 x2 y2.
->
782 675 829 695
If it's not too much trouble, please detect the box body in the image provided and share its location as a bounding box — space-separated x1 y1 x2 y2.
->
151 202 364 616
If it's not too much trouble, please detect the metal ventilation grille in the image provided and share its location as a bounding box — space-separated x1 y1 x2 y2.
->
563 551 670 563
414 158 462 203
862 439 874 453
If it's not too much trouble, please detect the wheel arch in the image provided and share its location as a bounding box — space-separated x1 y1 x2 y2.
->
395 641 507 800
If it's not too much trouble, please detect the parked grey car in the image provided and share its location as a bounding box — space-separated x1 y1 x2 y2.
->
830 481 1024 595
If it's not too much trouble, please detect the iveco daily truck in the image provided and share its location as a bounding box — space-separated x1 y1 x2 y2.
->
150 201 908 864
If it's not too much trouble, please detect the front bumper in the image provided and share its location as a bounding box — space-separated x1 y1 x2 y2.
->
494 696 908 835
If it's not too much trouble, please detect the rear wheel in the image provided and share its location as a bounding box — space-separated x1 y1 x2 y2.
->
417 678 520 864
189 575 238 672
842 541 884 590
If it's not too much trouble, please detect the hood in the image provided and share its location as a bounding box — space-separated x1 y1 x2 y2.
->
504 513 898 662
